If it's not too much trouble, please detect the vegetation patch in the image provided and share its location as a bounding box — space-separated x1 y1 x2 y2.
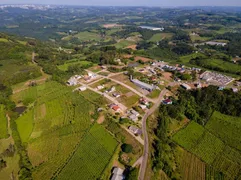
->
0 105 8 139
56 124 118 180
16 109 34 142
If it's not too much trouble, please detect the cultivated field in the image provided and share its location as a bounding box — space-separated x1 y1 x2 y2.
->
173 117 241 179
205 111 241 151
56 124 118 180
12 81 116 180
179 148 206 180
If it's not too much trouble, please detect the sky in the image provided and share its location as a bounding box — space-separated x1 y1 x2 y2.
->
1 0 241 7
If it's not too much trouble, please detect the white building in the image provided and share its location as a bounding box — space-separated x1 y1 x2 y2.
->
111 167 124 180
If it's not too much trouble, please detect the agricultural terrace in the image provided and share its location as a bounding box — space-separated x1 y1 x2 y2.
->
56 124 118 180
12 81 112 180
173 119 241 179
0 105 8 139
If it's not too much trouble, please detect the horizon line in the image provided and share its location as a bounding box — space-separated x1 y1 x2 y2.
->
1 4 241 8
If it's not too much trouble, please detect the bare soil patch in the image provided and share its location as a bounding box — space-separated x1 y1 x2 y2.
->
103 24 122 28
134 56 153 62
162 72 172 80
126 44 137 50
97 115 105 124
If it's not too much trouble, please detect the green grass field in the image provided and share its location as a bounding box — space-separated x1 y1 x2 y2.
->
190 35 211 42
0 105 8 139
205 111 241 151
16 109 34 142
192 131 225 164
11 81 119 180
57 60 93 71
0 38 8 42
0 59 41 85
173 114 241 179
115 40 135 49
147 89 161 99
56 124 118 180
172 121 205 149
149 33 173 42
63 31 102 41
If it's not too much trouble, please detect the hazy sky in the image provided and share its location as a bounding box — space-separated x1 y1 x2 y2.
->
1 0 241 6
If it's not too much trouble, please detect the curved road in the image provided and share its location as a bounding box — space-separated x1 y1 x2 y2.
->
138 89 168 180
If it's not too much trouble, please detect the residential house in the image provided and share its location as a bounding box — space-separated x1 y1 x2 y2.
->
131 109 140 117
113 93 121 98
139 98 149 105
129 126 142 136
112 105 121 112
111 167 124 180
79 86 87 91
139 104 147 110
181 83 191 90
129 114 138 122
162 99 173 105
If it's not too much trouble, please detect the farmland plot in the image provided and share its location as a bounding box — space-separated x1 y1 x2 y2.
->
56 124 118 180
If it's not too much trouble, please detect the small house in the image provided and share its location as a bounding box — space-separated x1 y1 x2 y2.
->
111 167 124 180
129 114 138 122
129 126 142 136
79 86 87 91
131 109 140 117
113 93 121 98
162 99 172 105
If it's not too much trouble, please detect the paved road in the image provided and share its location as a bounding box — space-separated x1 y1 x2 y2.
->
132 156 143 168
138 89 168 180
